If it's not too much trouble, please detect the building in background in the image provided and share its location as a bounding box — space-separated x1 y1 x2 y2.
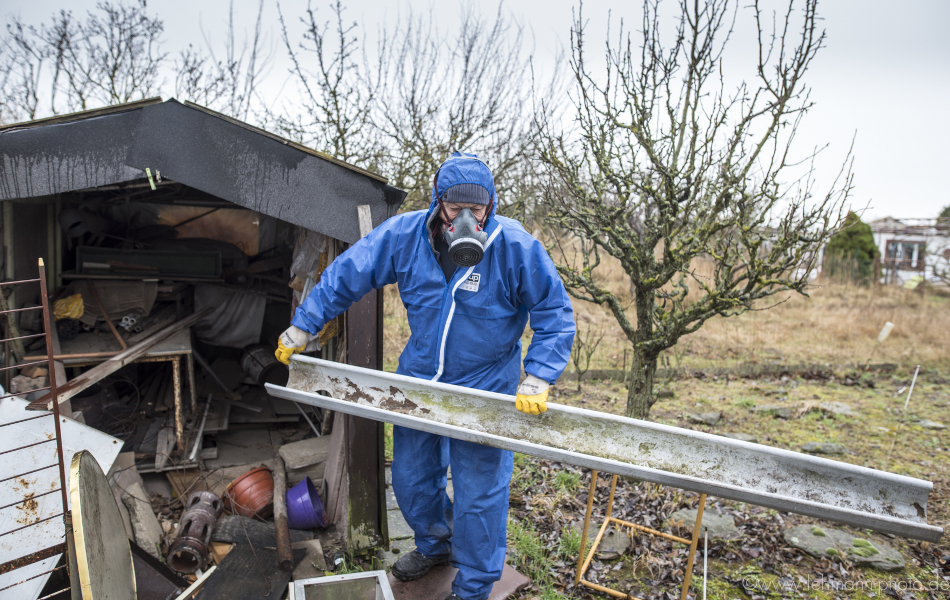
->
869 217 950 286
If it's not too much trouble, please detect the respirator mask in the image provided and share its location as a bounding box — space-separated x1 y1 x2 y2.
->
433 152 495 267
441 207 488 267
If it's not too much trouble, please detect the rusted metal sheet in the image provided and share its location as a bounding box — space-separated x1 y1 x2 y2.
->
267 357 942 543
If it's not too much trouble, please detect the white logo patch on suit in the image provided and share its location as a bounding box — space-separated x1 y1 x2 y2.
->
459 273 480 292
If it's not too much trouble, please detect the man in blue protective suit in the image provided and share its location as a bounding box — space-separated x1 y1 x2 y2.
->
275 152 575 600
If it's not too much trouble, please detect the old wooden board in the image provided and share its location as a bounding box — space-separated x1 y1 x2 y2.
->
70 450 136 600
342 285 387 553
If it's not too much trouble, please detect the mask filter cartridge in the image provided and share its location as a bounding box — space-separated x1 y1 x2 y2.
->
443 208 488 267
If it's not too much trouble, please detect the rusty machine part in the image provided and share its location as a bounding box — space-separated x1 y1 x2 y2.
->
167 491 223 574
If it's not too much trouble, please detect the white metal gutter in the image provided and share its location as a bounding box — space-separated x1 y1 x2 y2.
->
266 356 942 542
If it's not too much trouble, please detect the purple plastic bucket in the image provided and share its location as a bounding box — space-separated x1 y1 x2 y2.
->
286 476 328 529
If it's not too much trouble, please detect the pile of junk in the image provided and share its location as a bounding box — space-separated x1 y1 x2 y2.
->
1 196 367 599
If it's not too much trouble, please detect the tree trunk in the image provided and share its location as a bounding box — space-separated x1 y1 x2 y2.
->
625 349 658 419
625 285 657 419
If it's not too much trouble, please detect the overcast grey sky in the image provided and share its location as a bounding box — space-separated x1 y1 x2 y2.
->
7 0 950 220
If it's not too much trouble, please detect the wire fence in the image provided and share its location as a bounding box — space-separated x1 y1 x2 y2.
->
0 259 70 599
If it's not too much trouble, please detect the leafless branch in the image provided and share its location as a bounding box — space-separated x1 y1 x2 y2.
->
538 0 850 418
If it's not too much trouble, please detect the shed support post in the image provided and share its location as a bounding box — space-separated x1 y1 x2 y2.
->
341 287 388 554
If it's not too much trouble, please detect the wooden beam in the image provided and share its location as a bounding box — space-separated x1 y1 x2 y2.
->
342 287 386 553
27 308 212 410
86 280 127 350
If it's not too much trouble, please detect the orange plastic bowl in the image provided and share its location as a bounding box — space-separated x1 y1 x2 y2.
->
225 466 274 518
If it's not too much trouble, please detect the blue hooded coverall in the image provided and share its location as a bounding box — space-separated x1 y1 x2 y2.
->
291 153 575 599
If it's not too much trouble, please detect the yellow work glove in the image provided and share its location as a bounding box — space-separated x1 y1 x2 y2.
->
275 325 311 365
516 374 550 415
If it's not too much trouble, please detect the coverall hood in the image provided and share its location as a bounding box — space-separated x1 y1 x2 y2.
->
425 152 499 261
429 151 499 221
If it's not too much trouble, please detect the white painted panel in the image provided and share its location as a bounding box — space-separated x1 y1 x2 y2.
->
0 398 122 600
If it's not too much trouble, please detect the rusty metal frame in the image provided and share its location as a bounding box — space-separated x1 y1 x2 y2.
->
46 350 198 451
0 259 71 598
575 470 708 600
137 354 197 450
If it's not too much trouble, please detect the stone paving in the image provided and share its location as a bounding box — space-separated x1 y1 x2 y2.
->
381 466 454 564
380 466 529 599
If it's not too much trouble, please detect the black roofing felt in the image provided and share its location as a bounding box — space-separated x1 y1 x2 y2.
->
0 99 406 244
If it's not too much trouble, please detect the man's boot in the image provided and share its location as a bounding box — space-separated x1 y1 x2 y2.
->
391 550 450 582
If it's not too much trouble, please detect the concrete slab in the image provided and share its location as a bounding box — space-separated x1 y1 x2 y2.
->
107 452 138 541
279 435 332 469
784 524 904 571
291 538 327 580
387 564 529 600
388 509 415 540
287 462 326 489
665 508 741 540
122 480 164 559
379 538 416 567
571 521 630 559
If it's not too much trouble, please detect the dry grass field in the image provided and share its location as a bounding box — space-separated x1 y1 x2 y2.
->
384 275 950 376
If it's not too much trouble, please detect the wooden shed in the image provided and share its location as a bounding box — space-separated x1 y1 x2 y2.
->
0 97 404 558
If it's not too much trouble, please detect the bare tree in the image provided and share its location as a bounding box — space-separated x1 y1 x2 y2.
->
1 14 71 122
273 0 375 164
538 0 851 419
273 2 550 214
55 1 166 110
175 0 271 122
1 1 165 121
571 317 606 392
370 4 542 212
